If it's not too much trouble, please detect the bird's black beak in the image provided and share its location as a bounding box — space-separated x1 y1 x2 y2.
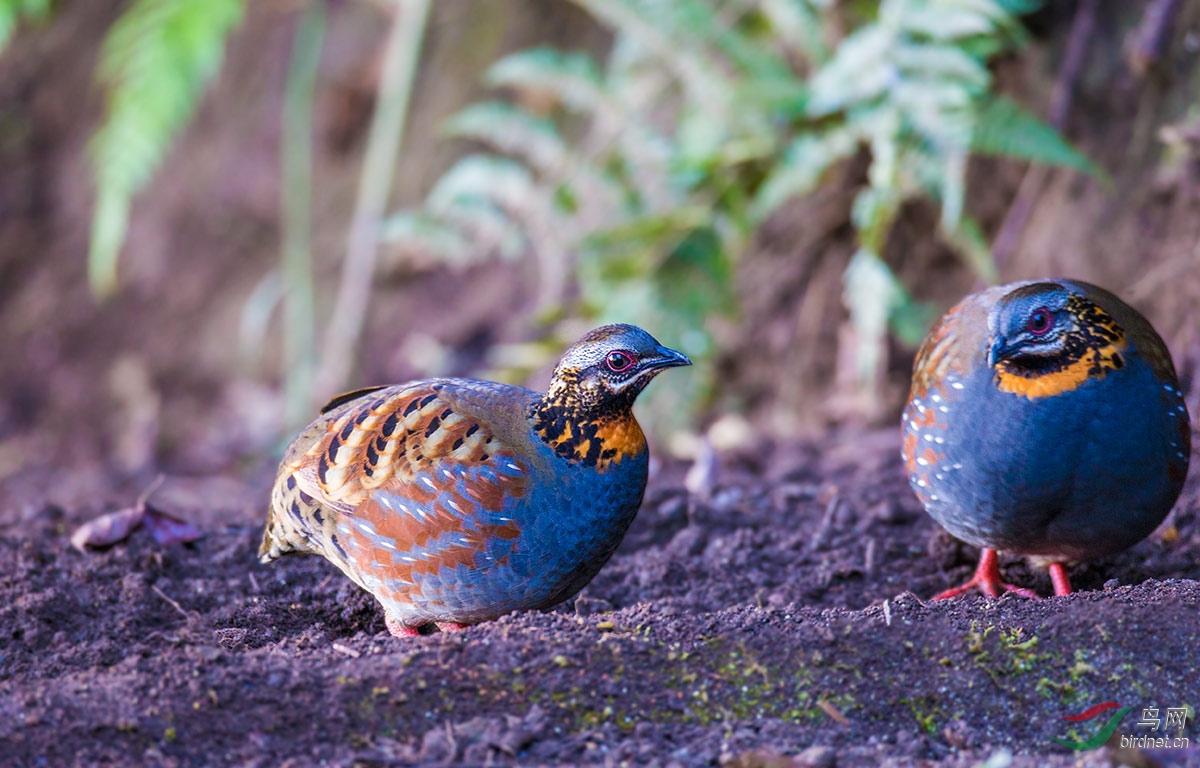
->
643 345 692 371
988 336 1017 368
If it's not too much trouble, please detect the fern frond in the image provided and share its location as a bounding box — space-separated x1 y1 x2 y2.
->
758 0 830 64
890 44 990 92
657 225 736 318
581 207 712 254
442 101 567 174
392 0 1067 419
428 197 528 262
806 25 891 115
485 47 602 112
843 247 906 384
385 200 529 268
750 129 858 221
88 0 244 297
426 155 537 216
574 0 724 102
900 6 1000 40
972 95 1103 177
995 0 1042 15
668 0 792 81
379 211 476 264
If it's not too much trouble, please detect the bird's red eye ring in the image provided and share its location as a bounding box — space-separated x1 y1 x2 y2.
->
1027 307 1054 336
606 350 635 372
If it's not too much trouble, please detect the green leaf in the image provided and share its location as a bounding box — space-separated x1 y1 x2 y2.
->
734 77 809 116
381 0 1056 423
378 211 476 263
657 225 736 319
0 0 49 52
577 0 725 101
553 183 579 214
759 0 830 64
669 0 793 82
485 46 602 112
951 0 1038 23
581 207 711 254
971 95 1103 177
938 145 968 230
89 188 131 298
443 101 566 173
675 104 730 168
88 0 244 296
428 196 527 261
995 0 1042 15
890 294 939 347
843 247 903 384
750 130 859 221
851 186 901 255
806 25 892 115
899 7 997 40
426 154 536 213
891 43 990 91
890 80 976 134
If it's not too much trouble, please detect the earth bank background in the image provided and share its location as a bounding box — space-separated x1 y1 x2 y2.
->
2 1 1200 766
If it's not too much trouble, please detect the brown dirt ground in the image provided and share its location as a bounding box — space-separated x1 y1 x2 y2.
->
3 428 1199 767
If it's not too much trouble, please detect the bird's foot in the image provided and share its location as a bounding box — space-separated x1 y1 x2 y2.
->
383 616 471 637
1047 562 1072 596
385 614 421 638
933 548 1041 600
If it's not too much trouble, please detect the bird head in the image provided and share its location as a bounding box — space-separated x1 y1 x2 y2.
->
547 324 691 414
987 281 1128 396
988 282 1079 368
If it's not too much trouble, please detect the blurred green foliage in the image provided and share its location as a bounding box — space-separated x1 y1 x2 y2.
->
387 0 1097 423
0 0 1099 431
88 0 245 296
0 0 48 52
1 0 246 297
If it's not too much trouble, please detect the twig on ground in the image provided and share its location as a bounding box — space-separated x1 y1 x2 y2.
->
817 698 851 726
443 721 458 757
136 474 166 508
809 495 840 553
152 584 191 620
332 642 361 658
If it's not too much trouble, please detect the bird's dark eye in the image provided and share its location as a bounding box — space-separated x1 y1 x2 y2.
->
606 350 635 373
1027 307 1053 336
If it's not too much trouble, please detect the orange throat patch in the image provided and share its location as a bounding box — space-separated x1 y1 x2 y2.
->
537 410 646 471
994 340 1127 399
591 415 647 464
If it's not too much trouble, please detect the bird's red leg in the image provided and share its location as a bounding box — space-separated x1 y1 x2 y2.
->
1047 562 1072 596
385 614 421 638
435 622 470 633
933 548 1041 600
